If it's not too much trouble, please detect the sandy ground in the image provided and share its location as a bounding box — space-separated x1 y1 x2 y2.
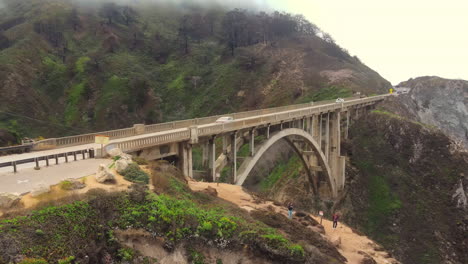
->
188 181 399 264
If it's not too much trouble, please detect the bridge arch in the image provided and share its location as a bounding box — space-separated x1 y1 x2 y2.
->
235 128 337 197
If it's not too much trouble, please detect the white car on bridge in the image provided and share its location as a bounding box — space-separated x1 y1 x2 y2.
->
335 98 345 103
215 116 234 123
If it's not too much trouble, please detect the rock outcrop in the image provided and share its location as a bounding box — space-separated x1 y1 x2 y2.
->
0 193 21 209
387 76 468 148
95 164 116 183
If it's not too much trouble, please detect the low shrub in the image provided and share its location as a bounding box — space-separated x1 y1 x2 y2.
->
133 156 148 165
117 247 134 261
58 256 75 264
59 180 73 190
18 258 48 264
121 163 150 184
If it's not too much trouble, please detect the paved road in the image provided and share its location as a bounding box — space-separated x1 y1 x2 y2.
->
0 158 111 195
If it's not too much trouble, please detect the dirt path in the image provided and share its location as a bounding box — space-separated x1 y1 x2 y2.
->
188 181 399 264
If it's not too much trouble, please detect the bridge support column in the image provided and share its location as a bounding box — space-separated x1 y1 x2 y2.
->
329 111 345 192
231 132 238 183
249 129 255 156
222 135 229 154
202 142 209 168
312 115 319 142
178 142 193 179
345 110 350 139
266 125 271 139
209 137 216 182
325 113 330 161
319 115 323 149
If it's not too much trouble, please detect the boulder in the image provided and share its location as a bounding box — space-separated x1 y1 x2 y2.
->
120 153 132 161
107 148 123 157
115 159 130 173
31 184 51 197
95 164 116 183
0 192 21 209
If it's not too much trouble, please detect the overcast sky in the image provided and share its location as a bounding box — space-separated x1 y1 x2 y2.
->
256 0 468 84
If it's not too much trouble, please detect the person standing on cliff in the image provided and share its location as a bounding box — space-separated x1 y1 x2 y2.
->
287 202 294 219
332 212 340 229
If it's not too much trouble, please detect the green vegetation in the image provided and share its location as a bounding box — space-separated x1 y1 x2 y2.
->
260 156 302 192
132 156 149 165
117 248 135 261
372 109 436 129
0 177 306 263
18 258 48 264
57 256 75 264
298 86 353 103
121 163 150 184
189 249 206 264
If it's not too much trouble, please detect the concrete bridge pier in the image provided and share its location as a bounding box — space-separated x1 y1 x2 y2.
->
249 129 255 156
231 132 238 183
329 110 346 191
209 137 216 181
312 115 320 142
324 113 330 161
202 141 209 167
178 142 193 179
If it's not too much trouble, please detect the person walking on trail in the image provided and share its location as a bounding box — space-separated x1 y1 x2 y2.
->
332 213 340 229
287 203 294 219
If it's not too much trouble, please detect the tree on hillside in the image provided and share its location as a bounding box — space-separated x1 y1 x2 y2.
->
178 15 193 54
204 10 218 36
100 3 121 25
123 6 138 26
70 8 81 31
222 9 248 56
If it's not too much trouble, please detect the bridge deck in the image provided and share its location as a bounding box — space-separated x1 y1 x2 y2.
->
0 95 387 173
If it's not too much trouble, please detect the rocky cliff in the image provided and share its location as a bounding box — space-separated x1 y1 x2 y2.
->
386 76 468 148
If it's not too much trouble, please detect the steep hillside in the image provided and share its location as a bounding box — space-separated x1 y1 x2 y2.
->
386 76 468 148
0 0 391 144
339 112 468 264
0 161 346 264
247 112 468 264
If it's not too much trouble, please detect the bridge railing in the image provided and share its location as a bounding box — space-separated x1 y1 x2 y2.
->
94 96 385 155
32 95 386 151
111 130 191 153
